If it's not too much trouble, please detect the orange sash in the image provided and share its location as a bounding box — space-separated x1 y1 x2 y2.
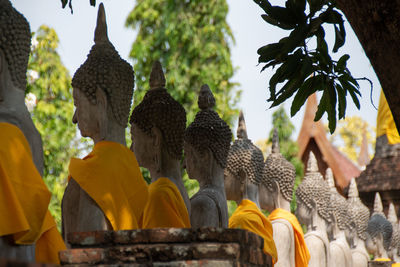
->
269 208 310 267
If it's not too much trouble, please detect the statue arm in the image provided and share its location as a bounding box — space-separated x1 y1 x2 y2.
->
272 221 294 267
190 195 219 228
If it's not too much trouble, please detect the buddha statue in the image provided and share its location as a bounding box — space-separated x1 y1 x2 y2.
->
130 61 190 228
296 151 333 267
388 203 400 262
225 111 277 263
62 3 148 240
260 129 310 267
347 178 370 267
366 213 393 260
0 0 65 263
184 84 231 228
325 168 353 267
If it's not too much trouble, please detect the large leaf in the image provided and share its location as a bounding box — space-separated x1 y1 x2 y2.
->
291 74 322 116
326 80 337 133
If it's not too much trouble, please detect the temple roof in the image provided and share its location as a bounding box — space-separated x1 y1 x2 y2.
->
297 94 361 188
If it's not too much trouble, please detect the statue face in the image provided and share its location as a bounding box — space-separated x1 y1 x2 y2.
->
72 88 100 139
224 169 241 202
296 201 311 225
259 185 274 212
184 142 208 183
365 234 377 255
130 123 155 169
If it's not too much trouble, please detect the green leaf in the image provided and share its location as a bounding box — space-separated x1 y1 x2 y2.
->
282 23 310 54
326 80 337 133
338 76 360 109
291 75 322 116
333 24 345 52
336 54 349 72
90 0 96 7
322 9 343 24
336 83 346 119
61 0 68 8
257 43 284 63
315 88 328 121
261 14 294 30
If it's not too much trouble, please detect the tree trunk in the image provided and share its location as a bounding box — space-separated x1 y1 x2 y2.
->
336 0 400 130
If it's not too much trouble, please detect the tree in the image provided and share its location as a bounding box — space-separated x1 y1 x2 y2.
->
126 0 241 196
27 25 80 227
125 0 240 127
258 106 304 212
328 116 375 163
253 0 373 134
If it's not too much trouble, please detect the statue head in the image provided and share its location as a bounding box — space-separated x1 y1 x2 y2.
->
0 0 31 100
260 129 296 211
365 213 393 255
347 178 370 241
224 111 264 202
130 61 186 169
71 4 134 142
184 84 231 184
295 152 333 226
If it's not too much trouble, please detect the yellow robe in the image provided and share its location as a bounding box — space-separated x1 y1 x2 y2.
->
0 122 66 264
268 208 310 267
141 177 190 228
377 90 400 144
229 199 278 263
69 141 149 230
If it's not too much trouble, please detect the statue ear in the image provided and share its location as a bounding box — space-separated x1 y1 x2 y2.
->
151 126 162 148
272 179 280 193
96 88 108 111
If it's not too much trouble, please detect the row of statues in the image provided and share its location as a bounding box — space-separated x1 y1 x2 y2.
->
1 1 399 266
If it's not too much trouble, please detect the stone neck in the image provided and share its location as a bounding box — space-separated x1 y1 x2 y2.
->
275 193 291 211
310 210 328 233
198 162 225 191
375 242 389 259
93 116 126 146
353 237 368 252
241 182 260 208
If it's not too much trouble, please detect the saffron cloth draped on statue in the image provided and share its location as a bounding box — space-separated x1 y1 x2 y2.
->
0 122 66 264
141 177 190 228
268 208 310 267
69 141 149 230
377 90 400 144
229 199 278 263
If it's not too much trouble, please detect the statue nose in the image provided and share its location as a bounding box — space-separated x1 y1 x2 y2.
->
72 110 78 124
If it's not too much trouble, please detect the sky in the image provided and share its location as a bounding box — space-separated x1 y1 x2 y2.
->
11 0 381 144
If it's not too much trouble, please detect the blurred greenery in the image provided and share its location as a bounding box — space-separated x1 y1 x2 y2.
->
27 25 83 229
126 0 241 196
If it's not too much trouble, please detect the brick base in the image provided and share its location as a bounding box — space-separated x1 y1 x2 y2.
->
60 228 272 266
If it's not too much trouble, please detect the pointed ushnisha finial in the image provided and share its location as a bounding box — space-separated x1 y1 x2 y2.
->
237 110 248 139
326 168 336 192
348 178 359 199
149 61 166 90
373 192 384 216
271 128 280 153
94 3 109 44
388 202 398 225
306 151 318 172
198 84 215 110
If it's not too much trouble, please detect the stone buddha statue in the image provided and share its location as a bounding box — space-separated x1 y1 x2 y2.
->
62 3 148 240
388 203 400 262
347 178 370 267
325 168 353 267
366 213 393 260
130 61 190 228
184 84 231 228
0 0 43 173
296 151 333 267
225 111 277 263
260 129 310 267
0 0 65 263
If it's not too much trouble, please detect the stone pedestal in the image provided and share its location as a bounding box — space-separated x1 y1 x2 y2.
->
60 228 272 266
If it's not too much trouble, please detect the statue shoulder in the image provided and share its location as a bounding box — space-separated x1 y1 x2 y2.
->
272 219 294 238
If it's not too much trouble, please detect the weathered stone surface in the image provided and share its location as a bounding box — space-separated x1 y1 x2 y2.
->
61 228 272 266
0 259 55 267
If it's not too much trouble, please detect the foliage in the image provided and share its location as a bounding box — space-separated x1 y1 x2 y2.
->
60 0 96 14
125 0 240 127
266 106 303 213
254 0 365 134
27 25 79 228
126 0 240 194
328 116 375 163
